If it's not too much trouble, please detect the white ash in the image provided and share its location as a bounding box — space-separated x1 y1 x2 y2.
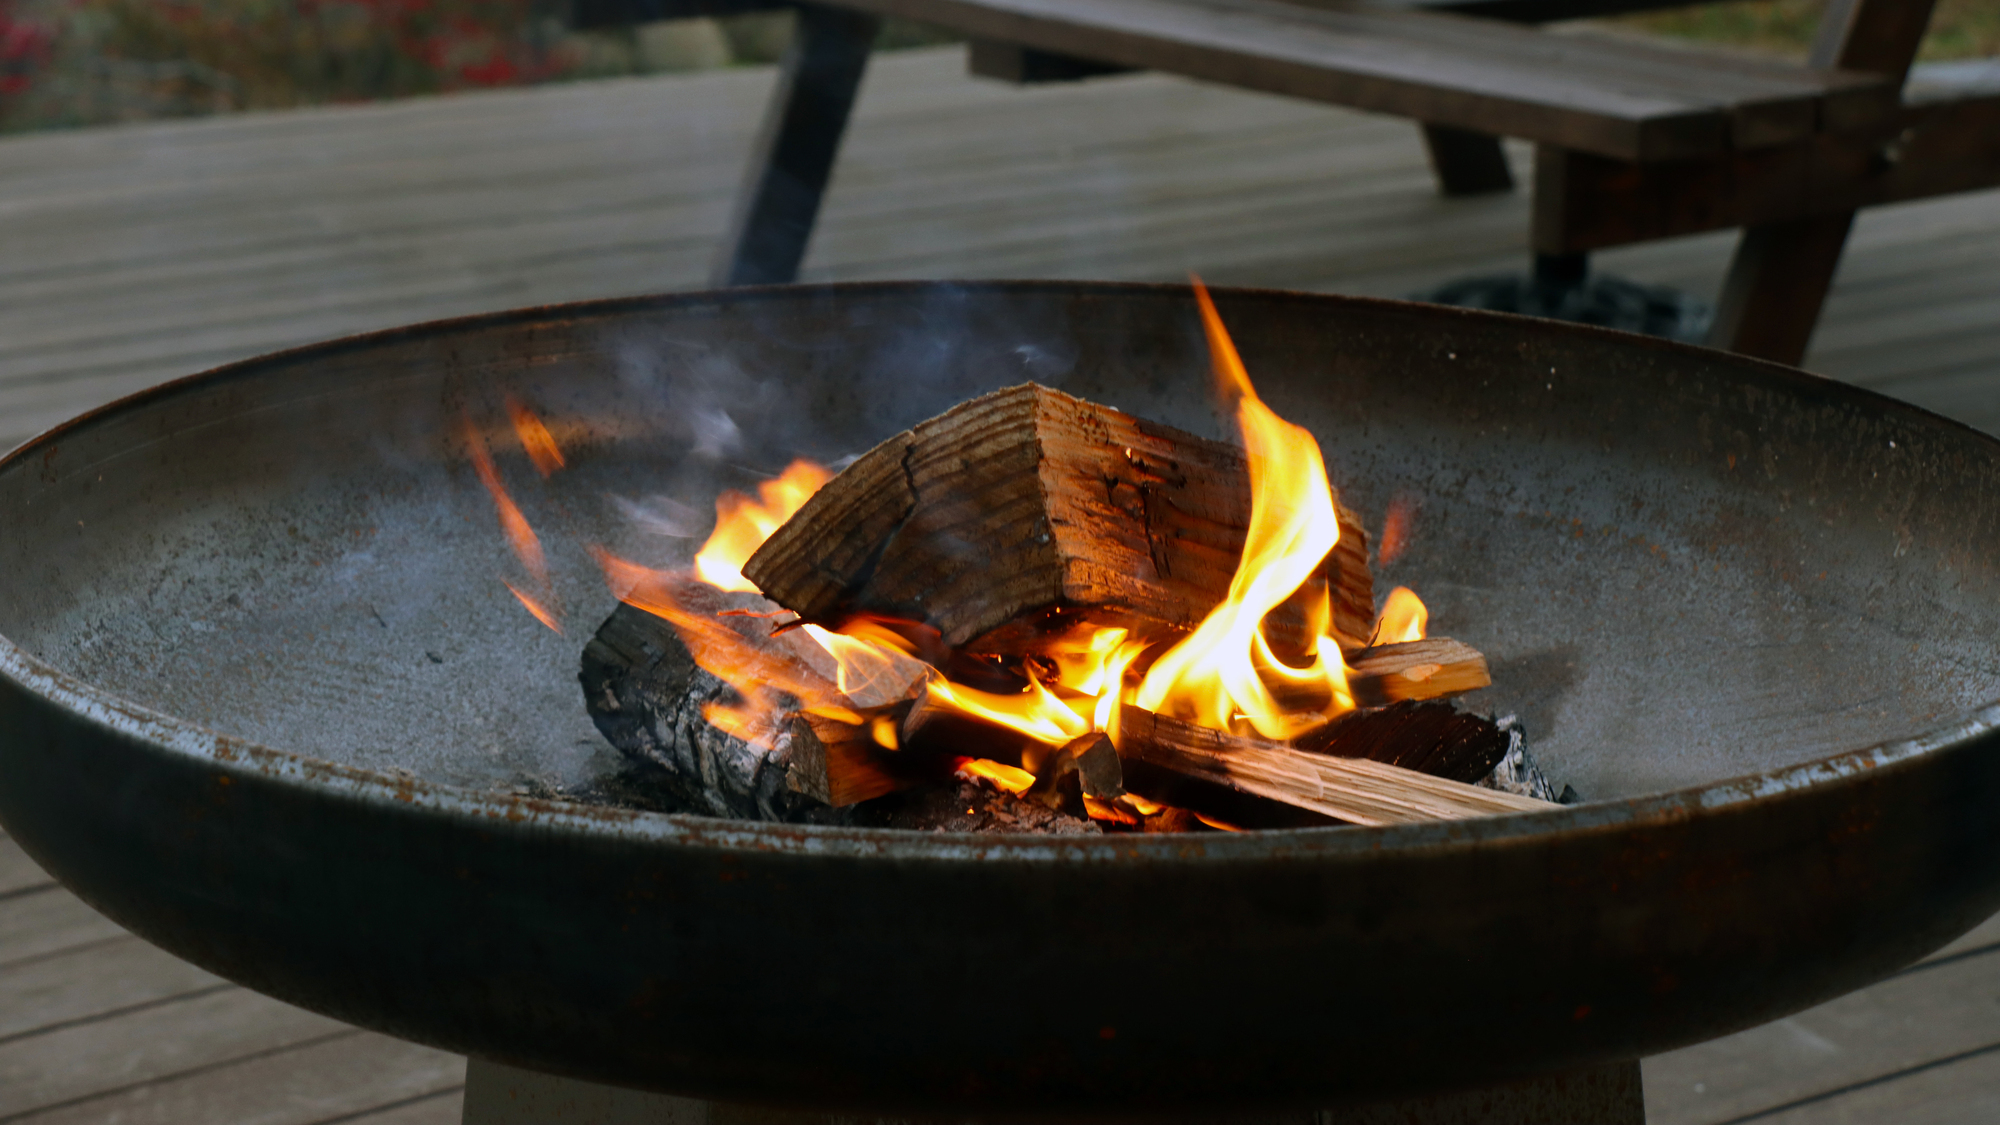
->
1477 715 1566 803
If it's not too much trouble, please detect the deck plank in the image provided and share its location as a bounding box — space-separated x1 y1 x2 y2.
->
334 1089 466 1125
0 887 127 969
0 835 52 900
1730 1045 2000 1125
0 987 349 1118
0 936 224 1041
1645 944 2000 1124
8 1030 463 1125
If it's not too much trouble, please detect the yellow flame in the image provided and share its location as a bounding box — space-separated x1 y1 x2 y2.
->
926 672 1093 747
870 714 900 750
956 758 1035 796
693 460 832 592
1373 586 1429 645
467 418 547 583
800 623 931 710
1094 635 1148 746
1134 279 1354 739
591 280 1440 778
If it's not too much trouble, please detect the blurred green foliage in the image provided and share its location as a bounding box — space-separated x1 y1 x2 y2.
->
1609 0 1998 61
0 0 957 131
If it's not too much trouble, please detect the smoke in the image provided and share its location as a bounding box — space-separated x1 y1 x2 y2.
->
608 493 705 539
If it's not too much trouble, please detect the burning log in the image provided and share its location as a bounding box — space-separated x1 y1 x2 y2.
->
580 588 919 820
581 584 1106 832
582 594 1544 830
1255 637 1493 714
573 285 1567 833
741 383 1376 656
1115 704 1554 826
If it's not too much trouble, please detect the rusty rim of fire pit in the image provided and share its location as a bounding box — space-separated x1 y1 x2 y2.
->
3 278 1998 860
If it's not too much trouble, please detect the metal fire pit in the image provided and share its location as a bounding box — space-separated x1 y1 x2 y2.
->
3 282 1999 1115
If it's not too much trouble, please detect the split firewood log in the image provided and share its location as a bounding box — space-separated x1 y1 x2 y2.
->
1346 638 1492 705
1114 704 1554 827
741 383 1375 656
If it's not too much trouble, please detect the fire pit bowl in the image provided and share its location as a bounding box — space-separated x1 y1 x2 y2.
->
3 282 1999 1114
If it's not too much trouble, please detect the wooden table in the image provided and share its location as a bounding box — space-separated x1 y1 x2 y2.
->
579 0 2000 366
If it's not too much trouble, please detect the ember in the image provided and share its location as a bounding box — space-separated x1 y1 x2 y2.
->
568 281 1563 832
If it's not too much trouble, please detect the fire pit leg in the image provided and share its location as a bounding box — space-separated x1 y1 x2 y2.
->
460 1057 1644 1124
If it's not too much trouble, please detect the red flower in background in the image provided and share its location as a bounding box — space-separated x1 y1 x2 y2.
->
1 0 588 128
0 5 59 98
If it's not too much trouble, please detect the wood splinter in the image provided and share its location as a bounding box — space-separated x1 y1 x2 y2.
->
1347 637 1491 705
1115 704 1553 827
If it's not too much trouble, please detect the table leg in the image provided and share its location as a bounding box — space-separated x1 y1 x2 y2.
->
1421 124 1515 197
1704 212 1856 367
710 3 880 287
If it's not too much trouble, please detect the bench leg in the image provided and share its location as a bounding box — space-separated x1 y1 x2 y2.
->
1421 124 1514 197
710 4 880 287
1704 212 1855 367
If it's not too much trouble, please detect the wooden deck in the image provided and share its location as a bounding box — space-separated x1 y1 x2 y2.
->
1 44 1997 1125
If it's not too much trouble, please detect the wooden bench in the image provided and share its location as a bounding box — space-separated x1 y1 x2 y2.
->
572 0 2000 366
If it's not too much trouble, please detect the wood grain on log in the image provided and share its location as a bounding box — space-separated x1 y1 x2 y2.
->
743 383 1375 657
1116 705 1553 826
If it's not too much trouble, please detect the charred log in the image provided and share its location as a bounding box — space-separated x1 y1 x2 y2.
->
1294 700 1510 783
847 778 1100 835
580 599 913 821
1478 715 1566 803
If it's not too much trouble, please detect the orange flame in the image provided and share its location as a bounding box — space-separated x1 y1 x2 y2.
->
588 281 1443 813
1373 586 1428 645
595 549 862 749
467 414 561 633
505 581 563 633
1133 280 1353 740
800 615 1147 751
506 396 566 477
1378 493 1416 566
693 460 832 592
